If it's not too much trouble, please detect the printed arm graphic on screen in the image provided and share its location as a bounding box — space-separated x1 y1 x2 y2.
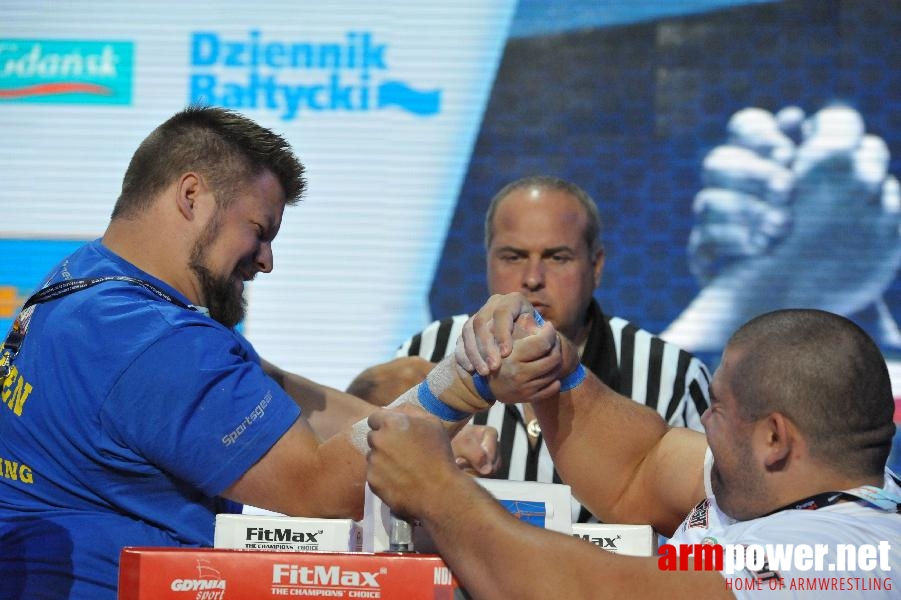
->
662 104 901 351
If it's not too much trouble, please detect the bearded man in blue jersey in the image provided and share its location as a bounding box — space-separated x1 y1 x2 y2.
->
0 106 498 599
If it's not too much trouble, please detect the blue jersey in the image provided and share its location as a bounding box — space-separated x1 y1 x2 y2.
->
0 240 301 599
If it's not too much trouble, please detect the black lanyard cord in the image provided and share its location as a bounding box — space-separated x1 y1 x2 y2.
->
761 486 901 517
22 276 193 311
1 276 196 376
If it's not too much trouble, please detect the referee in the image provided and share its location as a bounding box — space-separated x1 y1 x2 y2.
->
353 176 711 523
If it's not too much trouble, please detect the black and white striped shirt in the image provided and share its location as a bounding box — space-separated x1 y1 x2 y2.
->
397 300 711 523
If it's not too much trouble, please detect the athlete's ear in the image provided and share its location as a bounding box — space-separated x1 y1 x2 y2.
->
761 411 795 470
174 172 205 221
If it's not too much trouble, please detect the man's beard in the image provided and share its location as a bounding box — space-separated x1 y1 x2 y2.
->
191 260 246 328
188 213 247 328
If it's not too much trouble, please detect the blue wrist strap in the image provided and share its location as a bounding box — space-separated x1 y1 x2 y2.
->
418 381 470 422
470 308 544 402
472 308 544 402
471 373 496 402
559 364 586 391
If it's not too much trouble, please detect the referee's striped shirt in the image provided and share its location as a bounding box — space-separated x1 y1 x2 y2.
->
397 300 711 523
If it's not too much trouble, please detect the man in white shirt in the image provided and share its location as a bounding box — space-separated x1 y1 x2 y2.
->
366 297 899 599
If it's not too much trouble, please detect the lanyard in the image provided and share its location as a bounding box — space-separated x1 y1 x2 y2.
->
0 276 196 378
762 480 901 517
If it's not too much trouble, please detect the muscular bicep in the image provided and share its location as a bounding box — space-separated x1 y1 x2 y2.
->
629 428 708 536
539 373 707 536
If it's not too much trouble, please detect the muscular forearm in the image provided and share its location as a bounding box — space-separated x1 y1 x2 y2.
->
236 359 493 519
223 416 369 519
262 359 375 440
421 468 730 600
532 368 707 535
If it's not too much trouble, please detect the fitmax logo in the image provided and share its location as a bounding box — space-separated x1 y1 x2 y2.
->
576 534 622 550
188 30 441 120
272 564 384 587
245 528 323 543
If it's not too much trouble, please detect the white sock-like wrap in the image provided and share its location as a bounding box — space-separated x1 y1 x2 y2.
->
391 354 471 422
350 417 372 454
348 355 473 454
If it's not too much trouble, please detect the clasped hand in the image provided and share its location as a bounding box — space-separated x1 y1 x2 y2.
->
455 293 570 404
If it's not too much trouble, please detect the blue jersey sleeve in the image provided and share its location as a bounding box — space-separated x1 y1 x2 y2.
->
99 323 300 496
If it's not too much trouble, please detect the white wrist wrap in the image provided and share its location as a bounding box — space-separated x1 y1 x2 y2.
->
350 417 372 454
425 354 455 396
388 356 470 422
350 356 471 454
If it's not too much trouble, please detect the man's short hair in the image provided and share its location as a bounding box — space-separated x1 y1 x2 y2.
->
112 105 306 219
483 175 602 256
728 309 895 477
